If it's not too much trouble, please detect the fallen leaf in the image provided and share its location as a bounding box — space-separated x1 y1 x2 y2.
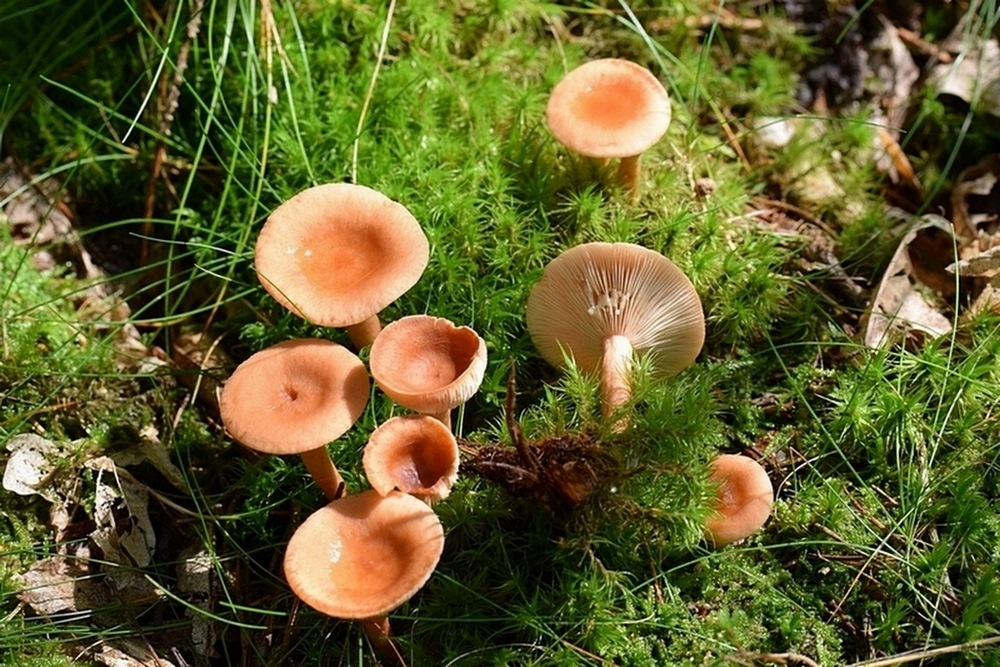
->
928 39 1000 118
2 434 75 502
951 154 1000 242
86 457 156 568
862 216 956 349
79 640 178 667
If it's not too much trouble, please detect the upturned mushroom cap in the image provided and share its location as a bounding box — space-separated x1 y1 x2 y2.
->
704 454 774 546
219 339 369 455
283 490 445 619
369 315 487 415
363 415 459 501
254 183 429 328
546 59 671 159
525 242 704 377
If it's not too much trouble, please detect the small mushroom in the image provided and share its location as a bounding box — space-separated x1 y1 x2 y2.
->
283 490 445 620
254 183 430 348
526 242 704 426
219 339 368 501
704 454 774 547
369 315 488 430
547 59 671 197
363 415 459 502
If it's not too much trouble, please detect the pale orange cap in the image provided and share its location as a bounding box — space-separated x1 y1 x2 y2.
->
525 242 704 377
369 315 487 415
546 59 671 159
283 490 445 619
704 454 774 546
363 415 459 501
219 339 369 455
254 183 429 327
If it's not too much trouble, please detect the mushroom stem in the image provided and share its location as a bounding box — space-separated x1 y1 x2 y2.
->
362 616 407 667
346 315 383 349
300 447 346 501
600 334 634 428
430 410 451 431
616 154 642 198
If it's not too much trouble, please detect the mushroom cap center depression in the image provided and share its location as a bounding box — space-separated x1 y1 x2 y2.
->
389 437 453 491
292 222 387 298
385 329 481 393
571 76 651 129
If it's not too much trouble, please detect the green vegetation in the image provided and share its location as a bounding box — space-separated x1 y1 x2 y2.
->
3 0 1000 664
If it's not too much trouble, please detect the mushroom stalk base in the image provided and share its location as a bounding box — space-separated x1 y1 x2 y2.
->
347 315 383 349
362 616 407 667
300 447 346 501
600 334 633 429
616 154 642 198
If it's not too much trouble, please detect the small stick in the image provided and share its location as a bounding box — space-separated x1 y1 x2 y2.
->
506 360 539 471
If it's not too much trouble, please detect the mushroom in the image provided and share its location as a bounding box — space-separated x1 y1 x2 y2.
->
283 490 445 620
546 58 671 197
254 183 430 348
363 415 459 502
525 242 704 426
369 315 488 430
219 339 368 501
704 454 774 547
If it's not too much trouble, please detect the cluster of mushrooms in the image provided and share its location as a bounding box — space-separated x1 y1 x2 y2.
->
216 58 774 657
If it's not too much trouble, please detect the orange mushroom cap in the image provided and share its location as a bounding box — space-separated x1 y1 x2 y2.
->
546 58 671 159
283 490 445 619
369 315 487 416
219 339 369 455
704 454 774 546
254 183 429 328
363 415 459 501
525 242 704 377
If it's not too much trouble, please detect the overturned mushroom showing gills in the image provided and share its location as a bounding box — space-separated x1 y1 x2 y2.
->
704 454 774 547
369 315 487 429
526 242 704 425
254 183 430 348
284 490 445 620
219 339 368 501
547 59 671 197
364 415 459 502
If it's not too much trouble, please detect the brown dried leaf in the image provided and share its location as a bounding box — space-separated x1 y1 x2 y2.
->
2 434 66 501
951 154 1000 242
80 640 178 667
86 457 156 568
862 216 955 349
928 39 1000 118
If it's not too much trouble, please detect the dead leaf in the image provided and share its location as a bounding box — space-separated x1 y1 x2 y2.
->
86 457 156 568
2 434 76 502
78 640 178 667
928 39 1000 118
108 426 188 492
862 216 956 349
951 154 1000 242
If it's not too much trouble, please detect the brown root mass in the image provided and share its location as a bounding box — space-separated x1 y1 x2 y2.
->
460 433 617 517
459 363 618 517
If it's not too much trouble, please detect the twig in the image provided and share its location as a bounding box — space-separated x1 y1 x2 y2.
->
846 635 1000 667
506 359 539 471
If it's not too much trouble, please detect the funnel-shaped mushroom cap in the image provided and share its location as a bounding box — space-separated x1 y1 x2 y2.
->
219 339 369 455
526 242 704 377
704 454 774 546
369 315 487 415
255 183 429 327
547 59 671 159
284 490 445 619
364 415 459 501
